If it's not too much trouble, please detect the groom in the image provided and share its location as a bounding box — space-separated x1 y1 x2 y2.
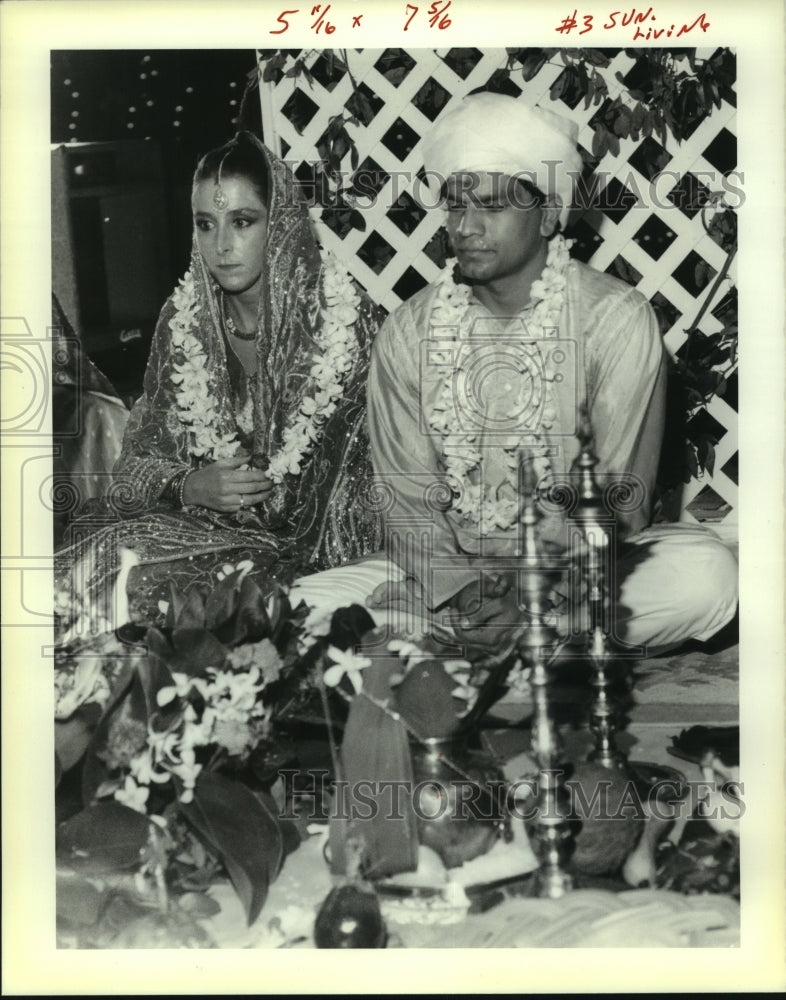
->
363 91 737 656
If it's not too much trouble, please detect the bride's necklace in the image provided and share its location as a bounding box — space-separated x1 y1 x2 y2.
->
222 299 257 341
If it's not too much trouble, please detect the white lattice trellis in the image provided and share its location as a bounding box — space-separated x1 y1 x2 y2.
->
258 48 738 527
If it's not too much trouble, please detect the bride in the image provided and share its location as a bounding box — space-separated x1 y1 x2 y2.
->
55 131 383 632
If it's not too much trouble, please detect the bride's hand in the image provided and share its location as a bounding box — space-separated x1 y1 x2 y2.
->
182 450 273 512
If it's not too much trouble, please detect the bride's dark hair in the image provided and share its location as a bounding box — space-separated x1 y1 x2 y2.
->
193 131 271 207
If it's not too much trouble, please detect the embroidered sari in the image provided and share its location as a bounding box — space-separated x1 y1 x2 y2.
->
55 137 383 628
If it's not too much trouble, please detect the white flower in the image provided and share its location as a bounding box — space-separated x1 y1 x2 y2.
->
429 235 571 534
156 671 208 707
298 606 335 652
507 658 533 695
169 746 202 802
215 559 254 582
114 775 150 813
387 638 430 669
333 303 358 325
129 748 170 785
181 705 217 750
324 645 372 694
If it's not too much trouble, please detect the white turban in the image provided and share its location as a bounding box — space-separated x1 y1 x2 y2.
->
420 92 582 228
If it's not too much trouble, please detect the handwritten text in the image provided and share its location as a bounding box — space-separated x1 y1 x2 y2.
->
271 2 453 36
555 8 711 40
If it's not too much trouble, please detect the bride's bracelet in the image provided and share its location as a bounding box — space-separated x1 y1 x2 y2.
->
164 468 193 508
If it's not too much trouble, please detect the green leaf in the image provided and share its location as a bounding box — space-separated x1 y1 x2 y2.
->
136 646 177 718
261 54 286 83
550 73 567 102
577 60 590 97
336 652 419 877
57 869 104 927
394 661 462 739
170 628 228 674
80 662 139 804
55 702 102 772
359 93 376 123
685 444 699 483
57 802 152 875
331 132 350 163
519 49 547 82
145 625 173 662
612 106 632 138
204 571 242 632
591 124 609 159
584 78 596 111
582 49 611 68
146 623 223 678
163 588 178 628
697 436 710 469
704 442 716 476
227 574 273 646
179 772 284 926
327 115 344 140
174 588 206 630
264 585 287 636
384 66 407 86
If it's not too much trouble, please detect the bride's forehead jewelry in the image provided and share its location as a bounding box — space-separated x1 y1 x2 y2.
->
213 152 230 211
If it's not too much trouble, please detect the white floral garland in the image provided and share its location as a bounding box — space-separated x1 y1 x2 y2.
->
168 254 361 484
428 234 572 533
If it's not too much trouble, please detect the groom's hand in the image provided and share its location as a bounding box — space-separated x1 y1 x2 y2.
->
451 572 525 650
366 576 425 612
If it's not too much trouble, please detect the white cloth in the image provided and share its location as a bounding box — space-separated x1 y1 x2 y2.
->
290 526 738 657
420 93 583 227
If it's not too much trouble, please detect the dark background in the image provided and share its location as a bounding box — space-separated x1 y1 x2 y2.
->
51 50 263 401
